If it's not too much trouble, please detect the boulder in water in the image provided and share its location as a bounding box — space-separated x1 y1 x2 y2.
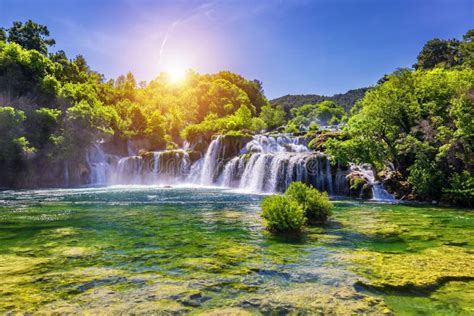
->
347 174 373 199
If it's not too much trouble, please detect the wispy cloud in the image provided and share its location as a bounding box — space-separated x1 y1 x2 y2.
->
156 1 217 66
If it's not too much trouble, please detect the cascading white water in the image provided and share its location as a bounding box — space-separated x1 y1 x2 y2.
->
244 135 308 153
348 164 395 201
64 162 69 187
112 150 192 185
84 133 394 200
218 135 336 193
199 136 223 185
86 144 111 185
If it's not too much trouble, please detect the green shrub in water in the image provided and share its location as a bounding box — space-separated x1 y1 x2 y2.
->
261 195 306 233
285 182 333 224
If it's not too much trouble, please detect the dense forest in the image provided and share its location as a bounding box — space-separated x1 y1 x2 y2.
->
0 20 472 206
270 88 368 114
0 20 274 187
325 31 474 206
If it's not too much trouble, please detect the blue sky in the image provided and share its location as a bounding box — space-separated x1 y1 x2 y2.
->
1 0 473 98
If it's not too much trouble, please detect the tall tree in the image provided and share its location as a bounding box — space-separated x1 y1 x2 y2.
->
7 20 56 55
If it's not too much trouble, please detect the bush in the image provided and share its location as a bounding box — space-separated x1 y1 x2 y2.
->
443 171 474 207
261 195 306 233
260 182 333 234
285 182 333 224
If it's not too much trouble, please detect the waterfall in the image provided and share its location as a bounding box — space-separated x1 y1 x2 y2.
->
64 162 69 187
217 135 336 193
334 168 349 195
244 135 308 153
199 136 223 185
348 164 395 201
239 154 272 192
86 144 110 185
112 150 192 185
220 156 240 187
82 133 394 200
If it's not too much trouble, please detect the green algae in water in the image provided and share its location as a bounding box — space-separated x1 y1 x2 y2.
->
0 187 472 314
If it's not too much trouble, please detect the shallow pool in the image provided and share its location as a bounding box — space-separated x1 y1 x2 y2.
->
0 186 472 314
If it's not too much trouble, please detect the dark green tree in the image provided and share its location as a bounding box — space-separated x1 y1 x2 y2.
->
7 20 56 55
0 28 6 42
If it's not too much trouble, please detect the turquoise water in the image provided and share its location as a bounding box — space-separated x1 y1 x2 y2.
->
0 186 472 314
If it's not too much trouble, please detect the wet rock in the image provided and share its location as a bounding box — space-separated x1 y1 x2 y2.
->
378 170 412 200
347 174 373 199
239 298 261 308
178 291 210 308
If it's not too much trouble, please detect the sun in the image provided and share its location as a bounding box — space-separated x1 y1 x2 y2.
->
168 66 186 83
164 61 188 83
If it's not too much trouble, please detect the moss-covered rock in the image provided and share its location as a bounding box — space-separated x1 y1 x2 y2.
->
347 174 373 199
378 170 413 200
350 246 474 292
308 131 346 151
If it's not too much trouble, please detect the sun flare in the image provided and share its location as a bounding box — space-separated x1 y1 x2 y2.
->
164 61 188 83
168 66 186 83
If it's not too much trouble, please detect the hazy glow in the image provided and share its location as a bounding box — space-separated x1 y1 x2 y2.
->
167 65 187 83
161 54 191 83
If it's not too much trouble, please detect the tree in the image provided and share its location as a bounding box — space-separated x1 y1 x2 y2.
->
24 108 61 150
259 104 285 130
0 42 58 100
146 111 166 149
59 101 116 161
326 67 474 203
0 107 31 186
0 28 6 42
460 29 474 68
127 104 147 137
7 20 56 55
414 30 474 70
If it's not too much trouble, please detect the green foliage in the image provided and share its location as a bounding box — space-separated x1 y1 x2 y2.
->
270 88 368 116
24 107 61 149
0 106 28 185
59 101 116 160
0 106 26 161
126 104 147 138
414 29 473 70
442 171 474 207
259 104 285 130
181 104 266 142
308 122 319 132
260 182 333 233
286 100 346 132
327 58 473 203
260 195 306 233
316 100 346 125
146 111 166 149
5 20 55 55
285 182 333 224
407 159 444 199
284 120 300 133
0 28 6 42
0 42 58 100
